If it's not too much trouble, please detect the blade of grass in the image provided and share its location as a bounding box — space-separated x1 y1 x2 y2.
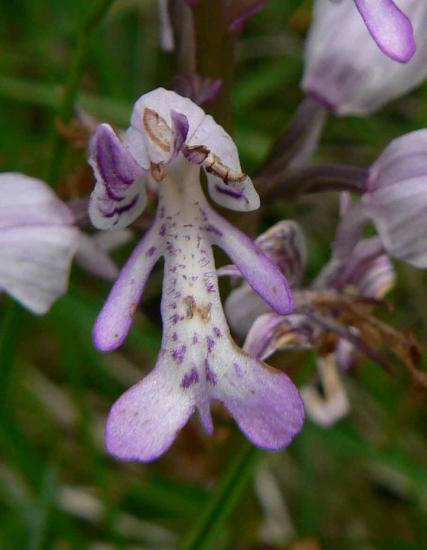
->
180 441 261 550
47 0 118 186
0 302 24 412
0 74 131 126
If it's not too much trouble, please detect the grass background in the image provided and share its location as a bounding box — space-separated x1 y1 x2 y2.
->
0 0 427 548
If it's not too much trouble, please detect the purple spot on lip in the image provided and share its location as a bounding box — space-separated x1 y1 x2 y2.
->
171 344 186 364
146 246 157 257
181 367 199 389
159 224 167 236
172 332 178 342
206 336 215 353
205 359 217 385
192 333 199 344
213 327 222 338
233 363 243 377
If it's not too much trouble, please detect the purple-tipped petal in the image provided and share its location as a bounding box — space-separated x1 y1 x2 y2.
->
354 0 415 63
93 224 161 351
207 209 294 315
215 357 304 450
89 124 147 230
105 364 194 462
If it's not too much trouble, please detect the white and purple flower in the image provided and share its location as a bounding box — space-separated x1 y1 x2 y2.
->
88 88 304 462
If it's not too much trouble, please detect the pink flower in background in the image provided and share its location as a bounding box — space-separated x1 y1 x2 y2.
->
88 88 304 462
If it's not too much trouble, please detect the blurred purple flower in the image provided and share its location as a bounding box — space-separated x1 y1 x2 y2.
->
303 0 427 115
88 88 303 462
333 130 427 269
0 173 131 314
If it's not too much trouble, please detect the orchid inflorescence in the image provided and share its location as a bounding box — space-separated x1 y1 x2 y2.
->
3 0 427 463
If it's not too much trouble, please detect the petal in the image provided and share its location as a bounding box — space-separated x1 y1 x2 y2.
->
206 209 294 315
88 124 147 230
354 0 415 63
186 114 260 211
93 224 161 351
130 88 206 164
244 312 317 360
363 176 427 268
368 129 427 191
213 355 304 449
0 172 73 229
0 226 78 314
105 361 194 462
255 221 307 287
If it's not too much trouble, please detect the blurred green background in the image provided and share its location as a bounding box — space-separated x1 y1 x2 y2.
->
1 0 427 548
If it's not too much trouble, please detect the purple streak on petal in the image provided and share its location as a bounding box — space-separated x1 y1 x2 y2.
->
171 110 189 159
354 0 415 63
226 0 266 33
90 124 144 201
206 208 294 315
105 366 194 462
214 184 243 200
93 223 161 352
89 124 147 230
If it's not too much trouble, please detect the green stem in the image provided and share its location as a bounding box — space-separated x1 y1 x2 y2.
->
180 441 261 549
191 0 235 132
0 301 24 412
47 0 116 186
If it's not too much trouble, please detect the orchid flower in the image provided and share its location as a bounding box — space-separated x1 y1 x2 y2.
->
88 88 304 462
221 217 395 425
0 173 131 315
303 0 427 116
